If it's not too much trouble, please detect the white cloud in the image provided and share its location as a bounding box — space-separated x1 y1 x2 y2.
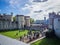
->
21 0 60 20
22 4 32 10
9 0 21 9
8 0 60 20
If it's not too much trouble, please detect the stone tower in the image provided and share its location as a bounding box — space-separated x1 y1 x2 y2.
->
24 16 30 28
15 15 25 29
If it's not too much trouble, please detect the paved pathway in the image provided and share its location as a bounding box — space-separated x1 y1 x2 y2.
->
29 36 45 44
28 29 48 44
0 35 30 45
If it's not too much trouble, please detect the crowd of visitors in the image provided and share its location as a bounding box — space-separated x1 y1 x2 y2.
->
19 30 45 43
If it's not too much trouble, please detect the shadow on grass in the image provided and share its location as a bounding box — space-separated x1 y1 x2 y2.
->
31 37 60 45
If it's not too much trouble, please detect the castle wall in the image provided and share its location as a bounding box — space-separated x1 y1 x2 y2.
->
0 14 30 30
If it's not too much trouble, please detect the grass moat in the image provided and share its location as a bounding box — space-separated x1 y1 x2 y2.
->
0 30 28 39
0 30 43 43
0 30 60 45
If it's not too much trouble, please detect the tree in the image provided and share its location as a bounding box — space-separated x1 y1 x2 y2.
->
13 16 16 21
30 18 34 24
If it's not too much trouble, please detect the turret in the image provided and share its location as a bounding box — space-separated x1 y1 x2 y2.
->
15 15 25 29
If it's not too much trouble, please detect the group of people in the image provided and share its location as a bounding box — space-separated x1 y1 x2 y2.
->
19 30 44 43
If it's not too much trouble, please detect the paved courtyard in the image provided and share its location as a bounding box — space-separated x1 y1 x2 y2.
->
0 35 30 45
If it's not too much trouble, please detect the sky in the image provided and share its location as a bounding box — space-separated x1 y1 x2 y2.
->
0 0 60 20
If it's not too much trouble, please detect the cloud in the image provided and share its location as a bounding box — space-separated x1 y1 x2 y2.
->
6 0 29 14
9 0 21 9
34 10 43 13
21 0 60 20
4 0 60 20
33 0 48 2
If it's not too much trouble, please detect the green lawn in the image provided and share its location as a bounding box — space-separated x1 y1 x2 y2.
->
31 37 60 45
0 30 60 45
0 30 28 39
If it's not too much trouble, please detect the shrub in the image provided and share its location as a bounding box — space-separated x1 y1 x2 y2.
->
45 30 55 38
